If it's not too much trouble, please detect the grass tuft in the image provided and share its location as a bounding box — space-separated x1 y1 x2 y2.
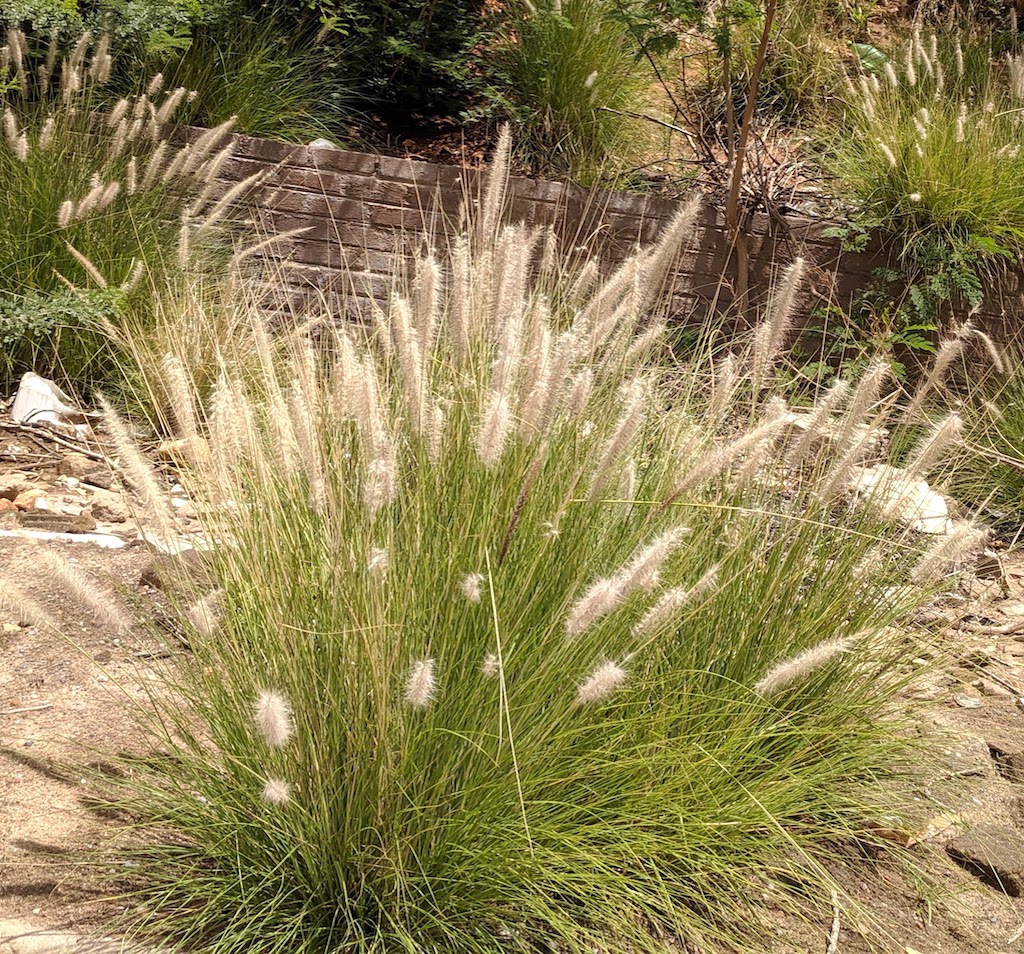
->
87 137 983 954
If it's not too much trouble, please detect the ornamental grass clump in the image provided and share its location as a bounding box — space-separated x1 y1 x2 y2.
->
0 28 258 390
95 132 986 953
828 27 1024 308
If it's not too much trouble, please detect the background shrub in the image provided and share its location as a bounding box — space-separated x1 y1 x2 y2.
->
827 28 1024 318
495 0 648 184
264 0 496 121
946 341 1024 538
154 15 347 143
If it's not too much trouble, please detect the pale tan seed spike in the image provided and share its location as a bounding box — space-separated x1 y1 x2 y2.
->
447 234 473 358
141 142 168 190
412 252 442 357
837 357 889 448
391 296 425 436
588 378 648 501
911 523 988 585
751 258 806 394
65 243 108 288
0 572 58 632
634 194 701 305
754 637 854 695
784 379 851 468
97 396 177 543
155 87 188 126
907 327 971 418
708 354 740 430
29 543 133 636
480 124 512 244
192 173 264 240
904 413 963 479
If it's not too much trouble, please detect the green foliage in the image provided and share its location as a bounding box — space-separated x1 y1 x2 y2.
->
94 149 956 954
946 342 1024 536
495 0 649 183
794 288 938 388
0 29 241 393
0 287 123 384
277 0 496 119
0 0 238 51
0 0 82 37
827 28 1024 318
156 16 347 143
617 0 843 125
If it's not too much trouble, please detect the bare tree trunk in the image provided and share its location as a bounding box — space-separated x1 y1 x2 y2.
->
724 0 779 315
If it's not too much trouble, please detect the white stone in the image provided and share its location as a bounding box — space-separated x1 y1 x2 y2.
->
852 464 952 534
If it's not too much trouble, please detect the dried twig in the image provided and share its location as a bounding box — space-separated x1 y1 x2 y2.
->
825 889 841 954
0 421 110 464
1 702 54 715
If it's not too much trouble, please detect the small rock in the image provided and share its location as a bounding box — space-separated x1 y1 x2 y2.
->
946 827 1024 896
0 474 32 500
992 748 1024 784
138 550 210 590
13 489 49 511
57 453 114 490
87 488 128 524
945 735 996 778
8 932 79 953
954 694 984 709
0 499 17 515
15 511 97 533
975 678 1013 698
853 465 952 534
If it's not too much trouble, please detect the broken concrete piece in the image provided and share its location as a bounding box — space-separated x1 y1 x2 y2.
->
852 464 952 534
10 373 89 436
944 734 996 778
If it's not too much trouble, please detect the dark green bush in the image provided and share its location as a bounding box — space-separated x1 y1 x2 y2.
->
265 0 496 119
0 287 124 388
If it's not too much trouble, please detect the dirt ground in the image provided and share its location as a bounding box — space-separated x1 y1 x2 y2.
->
4 418 1024 953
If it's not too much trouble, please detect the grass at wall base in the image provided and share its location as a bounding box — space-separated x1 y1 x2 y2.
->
76 132 989 954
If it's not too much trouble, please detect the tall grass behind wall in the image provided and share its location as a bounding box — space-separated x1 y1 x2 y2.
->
0 29 261 391
497 0 648 184
829 26 1024 305
85 131 992 954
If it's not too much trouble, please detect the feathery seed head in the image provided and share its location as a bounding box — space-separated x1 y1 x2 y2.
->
911 523 988 585
754 637 854 696
566 576 625 638
481 653 500 677
576 660 627 705
367 547 389 577
905 413 963 478
187 589 223 637
632 586 689 638
477 390 513 468
405 658 436 709
254 690 294 748
617 527 689 594
461 573 486 603
261 777 291 805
